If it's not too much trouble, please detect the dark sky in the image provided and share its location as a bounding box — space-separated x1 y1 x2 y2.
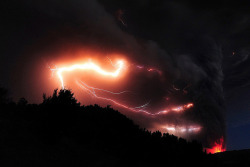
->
0 0 250 151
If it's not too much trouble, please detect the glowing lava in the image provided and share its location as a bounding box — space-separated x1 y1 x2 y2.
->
205 137 226 154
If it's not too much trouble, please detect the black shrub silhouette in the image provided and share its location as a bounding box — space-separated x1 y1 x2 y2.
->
18 97 28 106
0 89 217 167
42 89 80 107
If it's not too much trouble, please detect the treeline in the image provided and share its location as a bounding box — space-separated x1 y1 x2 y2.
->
0 88 219 167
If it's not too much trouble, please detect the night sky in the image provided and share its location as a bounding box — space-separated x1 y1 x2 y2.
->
0 0 250 151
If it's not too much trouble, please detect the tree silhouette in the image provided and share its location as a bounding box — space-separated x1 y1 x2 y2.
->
18 97 28 106
42 89 80 107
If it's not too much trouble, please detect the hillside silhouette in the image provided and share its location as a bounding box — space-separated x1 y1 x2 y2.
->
0 88 220 167
214 149 250 167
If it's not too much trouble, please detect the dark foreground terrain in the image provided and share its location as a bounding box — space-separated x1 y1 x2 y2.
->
0 88 246 167
214 149 250 167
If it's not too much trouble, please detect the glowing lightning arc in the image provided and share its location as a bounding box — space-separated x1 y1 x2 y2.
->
52 60 124 89
51 59 194 116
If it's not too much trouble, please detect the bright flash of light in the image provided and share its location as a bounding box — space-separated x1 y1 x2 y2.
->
51 60 124 89
154 103 194 115
171 103 194 112
165 125 201 134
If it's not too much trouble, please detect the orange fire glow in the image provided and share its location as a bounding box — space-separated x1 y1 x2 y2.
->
205 137 226 154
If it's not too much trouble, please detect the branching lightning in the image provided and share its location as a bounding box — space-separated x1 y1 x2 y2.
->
50 59 194 116
76 80 150 113
78 80 130 95
76 79 194 116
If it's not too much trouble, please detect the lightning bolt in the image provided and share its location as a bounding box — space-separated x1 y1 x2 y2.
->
50 59 194 116
51 60 124 89
76 80 150 113
78 80 131 95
